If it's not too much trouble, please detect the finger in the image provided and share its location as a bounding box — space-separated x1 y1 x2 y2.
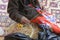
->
25 19 30 23
22 20 30 24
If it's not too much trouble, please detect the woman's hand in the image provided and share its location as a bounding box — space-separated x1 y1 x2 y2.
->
21 16 30 24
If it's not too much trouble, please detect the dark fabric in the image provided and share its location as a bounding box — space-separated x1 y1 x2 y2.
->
4 24 60 40
7 0 40 23
4 33 32 40
38 24 60 40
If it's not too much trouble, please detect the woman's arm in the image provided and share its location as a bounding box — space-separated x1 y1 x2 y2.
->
7 0 23 23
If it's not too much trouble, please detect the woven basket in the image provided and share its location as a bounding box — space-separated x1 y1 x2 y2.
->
5 22 40 39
